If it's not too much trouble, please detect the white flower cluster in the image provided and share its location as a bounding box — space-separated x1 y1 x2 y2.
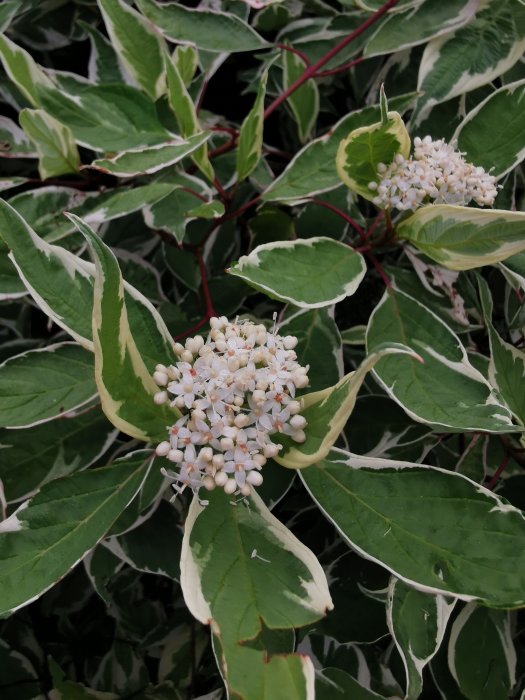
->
153 317 309 497
369 136 498 211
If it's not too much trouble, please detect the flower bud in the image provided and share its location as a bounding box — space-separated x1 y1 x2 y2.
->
168 449 184 462
240 484 251 496
290 415 307 430
154 391 168 405
155 441 171 457
215 471 228 486
247 471 263 486
224 479 237 495
153 371 168 386
202 475 216 491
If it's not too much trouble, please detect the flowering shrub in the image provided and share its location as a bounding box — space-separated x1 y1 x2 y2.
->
1 1 525 699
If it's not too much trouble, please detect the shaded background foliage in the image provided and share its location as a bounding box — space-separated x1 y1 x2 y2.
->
1 0 525 699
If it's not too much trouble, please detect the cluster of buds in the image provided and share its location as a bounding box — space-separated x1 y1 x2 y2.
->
369 136 498 211
153 317 309 497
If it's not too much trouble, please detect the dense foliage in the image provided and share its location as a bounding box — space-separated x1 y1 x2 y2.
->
1 0 525 698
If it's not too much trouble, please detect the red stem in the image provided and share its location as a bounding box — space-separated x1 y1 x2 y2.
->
263 0 399 120
310 198 365 240
486 452 511 490
314 56 364 78
276 43 311 67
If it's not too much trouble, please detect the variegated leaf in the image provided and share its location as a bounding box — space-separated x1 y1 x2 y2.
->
366 288 515 432
275 344 417 469
397 205 525 270
301 448 525 607
236 68 267 181
69 214 178 441
0 32 54 106
387 578 456 699
97 0 166 99
228 237 366 309
19 108 80 179
0 450 153 617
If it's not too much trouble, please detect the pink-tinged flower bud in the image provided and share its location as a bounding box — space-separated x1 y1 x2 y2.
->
283 335 298 350
200 447 213 462
155 441 171 457
212 454 225 469
215 471 228 486
263 443 280 458
224 479 237 495
253 454 266 467
154 391 168 405
294 374 309 389
292 430 306 443
202 475 216 491
173 342 185 355
288 400 301 415
247 471 263 486
240 484 251 496
155 363 167 373
181 350 193 363
168 449 184 462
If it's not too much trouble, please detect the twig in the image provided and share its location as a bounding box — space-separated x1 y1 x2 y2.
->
263 0 399 120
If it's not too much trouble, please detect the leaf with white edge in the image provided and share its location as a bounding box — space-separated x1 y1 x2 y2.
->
478 276 525 425
283 48 318 144
0 241 26 300
397 205 525 270
0 200 176 370
0 407 117 503
275 344 418 469
0 450 153 617
366 288 515 432
301 448 525 608
387 578 456 700
228 237 366 309
181 488 327 698
69 214 178 441
136 0 269 53
0 32 54 106
414 0 525 125
0 343 96 429
262 93 418 203
96 0 165 100
316 667 387 699
454 78 525 179
165 53 213 181
80 21 128 85
0 116 36 158
8 185 86 237
236 69 267 181
336 111 410 201
185 200 225 219
364 0 477 57
0 177 28 192
0 1 23 33
90 132 211 178
341 325 366 345
448 604 516 700
19 108 80 179
173 44 198 86
279 308 343 392
36 83 171 152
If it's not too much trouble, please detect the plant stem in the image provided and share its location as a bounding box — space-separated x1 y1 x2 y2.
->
263 0 399 120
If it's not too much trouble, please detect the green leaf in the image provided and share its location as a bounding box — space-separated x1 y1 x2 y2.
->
279 308 342 392
172 45 198 86
69 214 179 442
261 93 417 203
181 488 329 698
227 237 366 308
136 0 268 53
478 276 525 426
0 342 96 429
316 668 387 700
0 240 26 300
0 177 28 192
50 657 119 699
0 407 117 503
164 53 213 181
387 578 456 699
0 200 176 370
454 78 525 179
90 132 211 178
0 1 23 33
364 0 477 57
448 604 516 700
275 344 417 469
80 21 128 84
0 32 54 106
0 638 41 700
236 69 267 181
0 115 36 158
106 500 182 580
414 0 525 124
302 449 525 608
36 83 171 152
366 288 514 432
96 0 166 100
282 48 319 144
19 108 80 179
0 449 153 616
397 205 525 270
336 111 410 201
